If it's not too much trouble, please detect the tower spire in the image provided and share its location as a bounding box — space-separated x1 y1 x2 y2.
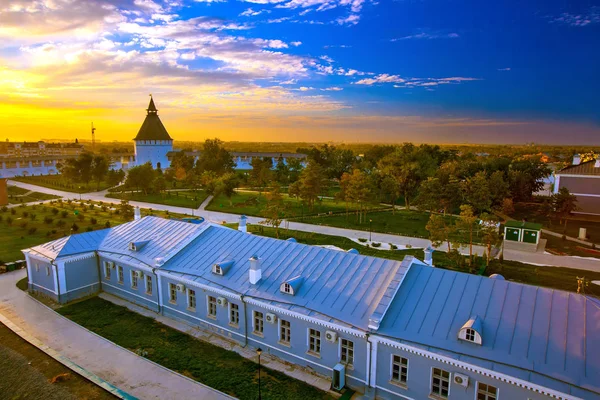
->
147 94 157 115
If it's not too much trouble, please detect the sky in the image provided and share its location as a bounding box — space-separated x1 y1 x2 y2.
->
0 0 599 145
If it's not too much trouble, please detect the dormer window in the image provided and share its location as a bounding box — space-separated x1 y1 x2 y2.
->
458 316 483 345
214 265 222 275
280 276 304 296
212 260 234 276
129 240 149 252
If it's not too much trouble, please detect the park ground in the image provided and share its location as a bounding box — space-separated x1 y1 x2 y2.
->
13 175 114 193
107 189 209 210
0 320 115 400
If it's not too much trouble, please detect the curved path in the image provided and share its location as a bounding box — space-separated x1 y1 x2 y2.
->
8 180 600 272
0 270 234 400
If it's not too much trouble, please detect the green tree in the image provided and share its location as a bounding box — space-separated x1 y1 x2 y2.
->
91 155 109 190
153 174 167 195
297 162 327 211
119 199 134 220
274 157 290 185
250 157 274 195
344 169 376 224
195 139 235 175
461 171 492 213
479 213 501 265
454 205 478 262
213 173 238 206
106 169 125 187
262 184 285 238
286 157 304 183
551 187 578 232
488 171 510 208
426 214 455 252
125 162 156 195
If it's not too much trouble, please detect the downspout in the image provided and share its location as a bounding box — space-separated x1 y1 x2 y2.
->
53 262 61 303
95 251 102 294
155 270 163 314
365 333 371 390
241 294 248 347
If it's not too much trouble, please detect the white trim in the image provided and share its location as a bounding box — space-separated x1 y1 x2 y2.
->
51 263 59 294
156 271 241 301
373 336 581 400
475 381 499 400
430 366 451 398
60 252 96 264
31 282 57 295
145 274 153 296
570 193 600 198
555 174 600 179
369 339 377 387
245 297 366 338
65 282 99 294
162 304 244 339
97 252 154 273
103 282 158 305
375 384 416 400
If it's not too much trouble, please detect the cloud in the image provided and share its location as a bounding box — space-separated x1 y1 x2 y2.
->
240 8 271 16
391 31 460 41
549 7 600 26
356 74 480 88
336 13 360 25
355 74 405 85
290 41 302 46
320 55 334 63
266 16 292 23
497 67 511 71
320 87 343 91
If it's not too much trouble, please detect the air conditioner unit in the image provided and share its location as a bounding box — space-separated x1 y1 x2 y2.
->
265 313 277 324
176 283 186 292
325 330 337 343
217 297 228 307
453 373 469 387
134 270 144 278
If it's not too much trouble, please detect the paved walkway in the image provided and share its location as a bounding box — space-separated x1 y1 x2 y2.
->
0 270 234 400
8 180 600 272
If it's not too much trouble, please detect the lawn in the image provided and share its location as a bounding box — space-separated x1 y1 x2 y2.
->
206 190 368 218
234 224 600 294
57 297 333 400
12 175 114 193
0 322 115 400
0 200 187 263
7 185 61 204
107 190 209 209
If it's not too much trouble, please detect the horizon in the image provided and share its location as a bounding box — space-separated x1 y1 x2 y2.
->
1 1 599 144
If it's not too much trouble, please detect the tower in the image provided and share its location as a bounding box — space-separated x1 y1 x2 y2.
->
133 96 173 169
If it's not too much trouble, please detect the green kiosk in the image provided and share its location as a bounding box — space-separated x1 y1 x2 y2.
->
504 220 542 250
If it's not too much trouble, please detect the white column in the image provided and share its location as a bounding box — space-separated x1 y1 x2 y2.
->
56 261 67 294
369 338 378 387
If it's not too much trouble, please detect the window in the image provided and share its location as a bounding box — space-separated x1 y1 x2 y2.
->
46 266 50 276
214 265 222 275
188 289 196 310
280 320 291 345
309 329 321 355
169 283 177 303
465 328 476 342
283 283 292 294
341 339 354 366
230 303 239 326
253 311 264 335
131 271 138 289
207 296 217 317
391 355 408 384
104 262 111 279
431 368 450 398
477 383 497 400
35 263 39 272
145 275 152 295
117 266 124 284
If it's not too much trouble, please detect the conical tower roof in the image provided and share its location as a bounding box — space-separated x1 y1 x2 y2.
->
134 96 173 141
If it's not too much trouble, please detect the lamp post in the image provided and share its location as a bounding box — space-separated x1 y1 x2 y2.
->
257 347 262 400
369 219 373 242
78 186 82 201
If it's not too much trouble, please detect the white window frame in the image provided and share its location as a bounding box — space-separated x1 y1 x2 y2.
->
430 367 450 398
390 354 408 384
466 328 476 342
340 338 354 366
214 265 222 275
131 270 138 289
308 328 321 355
207 295 217 318
145 274 152 295
283 283 292 294
35 263 39 272
229 303 239 327
117 265 124 284
253 311 264 335
45 266 50 276
104 262 111 279
187 289 196 311
169 283 177 303
279 319 291 345
476 382 498 400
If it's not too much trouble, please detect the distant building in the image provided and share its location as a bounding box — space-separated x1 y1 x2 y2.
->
168 151 307 170
554 154 600 215
0 140 83 158
132 96 173 170
23 216 600 400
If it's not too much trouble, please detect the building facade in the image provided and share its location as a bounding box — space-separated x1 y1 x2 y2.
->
23 218 599 400
132 97 173 170
0 140 84 158
554 155 600 215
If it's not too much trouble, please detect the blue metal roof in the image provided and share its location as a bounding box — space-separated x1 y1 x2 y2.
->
376 264 600 395
161 225 408 330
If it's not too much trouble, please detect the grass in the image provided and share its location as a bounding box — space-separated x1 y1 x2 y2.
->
12 175 113 193
7 185 61 204
0 200 188 263
57 297 333 400
0 322 115 400
234 224 600 294
107 190 209 209
206 190 366 218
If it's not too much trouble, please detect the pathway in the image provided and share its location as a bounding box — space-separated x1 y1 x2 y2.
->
0 270 234 400
8 179 600 272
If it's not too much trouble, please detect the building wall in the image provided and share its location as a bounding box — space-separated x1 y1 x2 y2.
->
99 257 159 312
134 141 172 169
27 256 57 301
63 256 100 302
557 176 600 215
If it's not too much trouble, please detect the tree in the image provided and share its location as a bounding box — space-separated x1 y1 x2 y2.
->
488 171 510 208
91 155 109 190
454 205 478 262
213 173 238 206
286 157 304 183
340 169 376 224
195 139 235 175
297 162 327 211
125 162 156 194
416 177 444 213
461 171 492 213
169 151 195 183
480 213 501 265
250 157 273 195
508 158 551 202
106 169 125 187
262 184 285 238
501 198 515 216
119 199 134 220
274 157 290 185
153 174 167 194
551 188 578 231
426 214 455 252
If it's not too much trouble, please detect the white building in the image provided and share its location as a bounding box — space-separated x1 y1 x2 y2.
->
133 97 173 170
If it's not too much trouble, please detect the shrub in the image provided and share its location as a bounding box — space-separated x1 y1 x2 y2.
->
29 213 37 221
86 227 94 232
20 221 28 229
61 210 68 218
6 216 13 225
389 243 397 250
77 213 85 221
22 211 29 218
10 209 16 215
52 208 59 215
372 242 381 248
44 216 54 224
405 244 412 249
105 221 111 228
71 223 79 232
28 227 37 235
90 217 97 225
56 219 66 228
358 238 367 243
0 206 7 213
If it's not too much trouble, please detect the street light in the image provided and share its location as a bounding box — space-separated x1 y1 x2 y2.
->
78 186 82 201
369 219 373 242
257 348 263 400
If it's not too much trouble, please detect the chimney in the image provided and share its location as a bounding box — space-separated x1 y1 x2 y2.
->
424 246 434 266
239 215 247 233
134 207 141 220
249 255 261 284
572 154 581 165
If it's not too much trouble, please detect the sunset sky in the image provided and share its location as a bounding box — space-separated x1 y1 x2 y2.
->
1 0 599 144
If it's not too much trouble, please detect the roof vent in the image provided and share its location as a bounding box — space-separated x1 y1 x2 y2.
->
129 240 149 251
572 154 581 165
280 276 304 295
458 316 483 345
154 257 165 267
286 238 297 243
213 260 234 276
347 248 359 254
